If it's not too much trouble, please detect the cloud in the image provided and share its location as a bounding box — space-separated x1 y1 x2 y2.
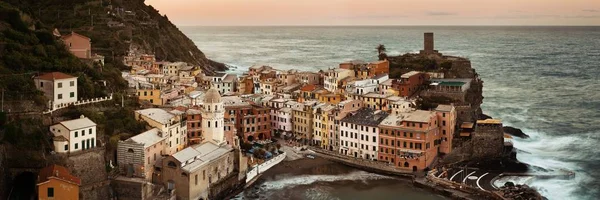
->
582 9 598 12
426 11 457 16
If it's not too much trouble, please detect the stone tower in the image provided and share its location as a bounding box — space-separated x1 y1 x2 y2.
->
201 88 225 145
420 32 439 55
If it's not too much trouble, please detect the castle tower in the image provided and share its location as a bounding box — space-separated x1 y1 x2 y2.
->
420 32 439 55
201 88 225 145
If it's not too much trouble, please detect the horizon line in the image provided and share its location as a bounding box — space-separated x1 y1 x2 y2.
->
176 24 600 27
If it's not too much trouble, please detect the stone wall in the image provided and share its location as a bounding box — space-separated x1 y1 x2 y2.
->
209 173 244 200
66 146 111 200
472 124 504 159
111 177 158 200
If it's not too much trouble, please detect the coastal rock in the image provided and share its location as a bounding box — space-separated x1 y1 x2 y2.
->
504 126 530 138
479 113 492 120
500 184 544 200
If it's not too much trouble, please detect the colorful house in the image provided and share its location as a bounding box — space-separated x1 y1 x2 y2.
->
61 32 91 59
37 165 81 200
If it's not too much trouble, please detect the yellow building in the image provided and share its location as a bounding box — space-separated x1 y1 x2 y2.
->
292 101 318 144
361 92 391 110
318 93 343 104
313 104 336 148
37 165 80 200
137 89 162 106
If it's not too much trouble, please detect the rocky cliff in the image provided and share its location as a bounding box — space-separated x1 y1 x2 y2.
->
4 0 227 74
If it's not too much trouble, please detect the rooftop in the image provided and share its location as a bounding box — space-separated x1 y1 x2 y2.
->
58 116 96 131
477 119 502 125
172 142 233 173
38 164 81 185
401 71 421 79
380 110 436 127
136 108 175 124
127 128 164 148
222 96 251 107
435 104 454 112
35 72 76 81
223 74 237 82
341 108 389 126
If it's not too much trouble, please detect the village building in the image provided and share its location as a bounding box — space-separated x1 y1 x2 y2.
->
292 100 318 143
271 107 293 137
435 104 457 154
37 165 80 200
157 142 235 200
34 72 78 105
393 71 429 97
50 115 97 153
324 68 354 93
312 104 336 147
137 88 162 106
117 128 166 180
330 100 364 151
61 32 91 59
296 71 321 85
186 108 203 145
135 108 187 155
339 108 389 160
378 110 440 171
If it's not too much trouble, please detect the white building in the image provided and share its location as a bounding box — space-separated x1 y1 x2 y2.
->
201 88 225 145
50 115 97 153
34 72 78 105
271 107 293 135
347 74 389 96
135 108 187 155
324 68 354 92
339 108 389 160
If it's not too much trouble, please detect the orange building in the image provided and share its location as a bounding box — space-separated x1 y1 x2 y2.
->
37 165 81 200
393 71 429 97
435 105 456 154
61 32 91 59
186 108 203 145
366 60 389 78
378 110 440 171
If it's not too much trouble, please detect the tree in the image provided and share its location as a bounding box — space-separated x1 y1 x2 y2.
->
376 44 388 61
376 44 387 55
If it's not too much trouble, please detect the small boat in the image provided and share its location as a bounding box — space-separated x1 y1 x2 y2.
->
306 155 315 159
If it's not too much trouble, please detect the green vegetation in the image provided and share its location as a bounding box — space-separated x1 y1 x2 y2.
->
0 2 121 103
376 44 387 61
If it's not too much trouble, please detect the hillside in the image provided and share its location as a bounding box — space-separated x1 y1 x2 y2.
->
4 0 227 74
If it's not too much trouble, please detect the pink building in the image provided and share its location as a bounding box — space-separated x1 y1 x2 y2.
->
62 32 92 59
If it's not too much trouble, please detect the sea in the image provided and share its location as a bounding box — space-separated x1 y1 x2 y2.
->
180 26 600 200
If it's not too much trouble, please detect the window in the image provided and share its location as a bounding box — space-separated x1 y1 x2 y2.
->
70 81 74 86
58 82 62 88
82 129 85 136
74 131 78 137
195 174 198 185
70 92 74 98
75 143 78 149
64 145 68 151
47 187 54 197
58 93 63 99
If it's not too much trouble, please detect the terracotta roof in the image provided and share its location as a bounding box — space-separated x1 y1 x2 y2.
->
61 31 91 41
300 84 316 92
38 165 81 185
35 72 76 81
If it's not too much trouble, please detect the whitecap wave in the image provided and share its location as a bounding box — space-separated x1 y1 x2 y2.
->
260 171 395 190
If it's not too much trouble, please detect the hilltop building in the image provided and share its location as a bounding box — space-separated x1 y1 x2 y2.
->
34 72 78 105
50 115 97 153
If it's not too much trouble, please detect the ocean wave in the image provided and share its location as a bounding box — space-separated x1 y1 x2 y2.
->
259 171 395 190
511 129 599 200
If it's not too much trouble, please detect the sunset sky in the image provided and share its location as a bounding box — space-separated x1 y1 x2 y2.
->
145 0 600 26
